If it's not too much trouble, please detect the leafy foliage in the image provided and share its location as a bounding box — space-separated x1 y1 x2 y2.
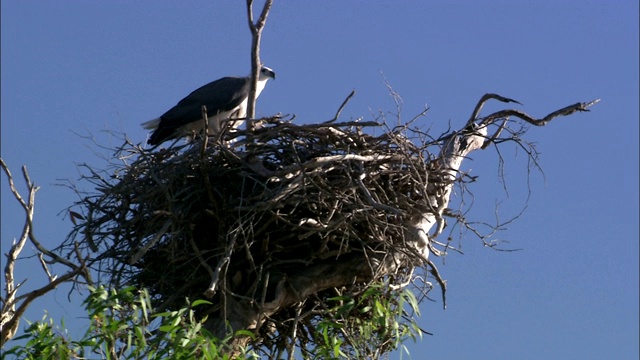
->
305 283 423 359
2 283 425 360
1 286 249 360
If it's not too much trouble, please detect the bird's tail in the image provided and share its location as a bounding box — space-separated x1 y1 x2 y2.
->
141 118 160 130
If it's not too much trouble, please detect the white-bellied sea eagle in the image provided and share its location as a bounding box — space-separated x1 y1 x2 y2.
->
142 65 276 145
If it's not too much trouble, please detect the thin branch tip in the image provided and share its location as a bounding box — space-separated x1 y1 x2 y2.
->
583 98 601 110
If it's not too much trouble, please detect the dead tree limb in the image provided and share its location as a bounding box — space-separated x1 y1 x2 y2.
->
246 0 274 132
404 94 600 306
0 159 89 346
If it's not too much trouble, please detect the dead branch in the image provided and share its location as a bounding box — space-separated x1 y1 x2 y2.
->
246 0 274 128
480 98 600 128
325 90 356 124
466 93 522 126
0 159 88 346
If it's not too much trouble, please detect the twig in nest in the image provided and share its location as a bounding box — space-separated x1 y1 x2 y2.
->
204 257 229 298
355 161 403 215
129 219 171 265
201 105 209 154
324 90 356 124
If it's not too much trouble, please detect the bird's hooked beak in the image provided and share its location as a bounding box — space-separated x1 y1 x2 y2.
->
261 66 276 80
266 69 276 80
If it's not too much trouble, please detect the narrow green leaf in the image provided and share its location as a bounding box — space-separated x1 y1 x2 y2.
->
234 329 256 339
191 299 213 307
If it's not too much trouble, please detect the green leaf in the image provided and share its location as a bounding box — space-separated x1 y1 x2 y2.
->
191 299 213 307
333 342 342 358
374 300 386 317
159 325 175 333
234 329 256 339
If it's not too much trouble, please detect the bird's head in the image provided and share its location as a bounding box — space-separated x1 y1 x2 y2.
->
259 65 276 81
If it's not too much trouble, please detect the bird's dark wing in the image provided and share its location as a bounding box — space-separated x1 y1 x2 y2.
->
161 76 249 124
148 77 250 145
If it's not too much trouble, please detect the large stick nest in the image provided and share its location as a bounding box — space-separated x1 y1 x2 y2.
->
64 115 448 347
53 94 598 355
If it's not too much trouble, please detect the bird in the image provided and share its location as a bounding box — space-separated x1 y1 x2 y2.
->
142 65 276 145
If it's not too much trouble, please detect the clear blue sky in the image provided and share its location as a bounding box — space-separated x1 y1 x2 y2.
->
2 1 638 359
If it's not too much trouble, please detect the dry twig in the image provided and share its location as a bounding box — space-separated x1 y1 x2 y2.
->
1 160 89 346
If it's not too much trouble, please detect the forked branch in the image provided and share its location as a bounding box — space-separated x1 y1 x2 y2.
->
246 0 274 130
466 94 600 149
0 159 88 346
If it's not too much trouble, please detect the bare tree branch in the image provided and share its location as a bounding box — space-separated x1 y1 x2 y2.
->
474 96 600 149
1 159 36 345
324 90 356 124
466 93 522 127
0 159 88 346
246 0 274 134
